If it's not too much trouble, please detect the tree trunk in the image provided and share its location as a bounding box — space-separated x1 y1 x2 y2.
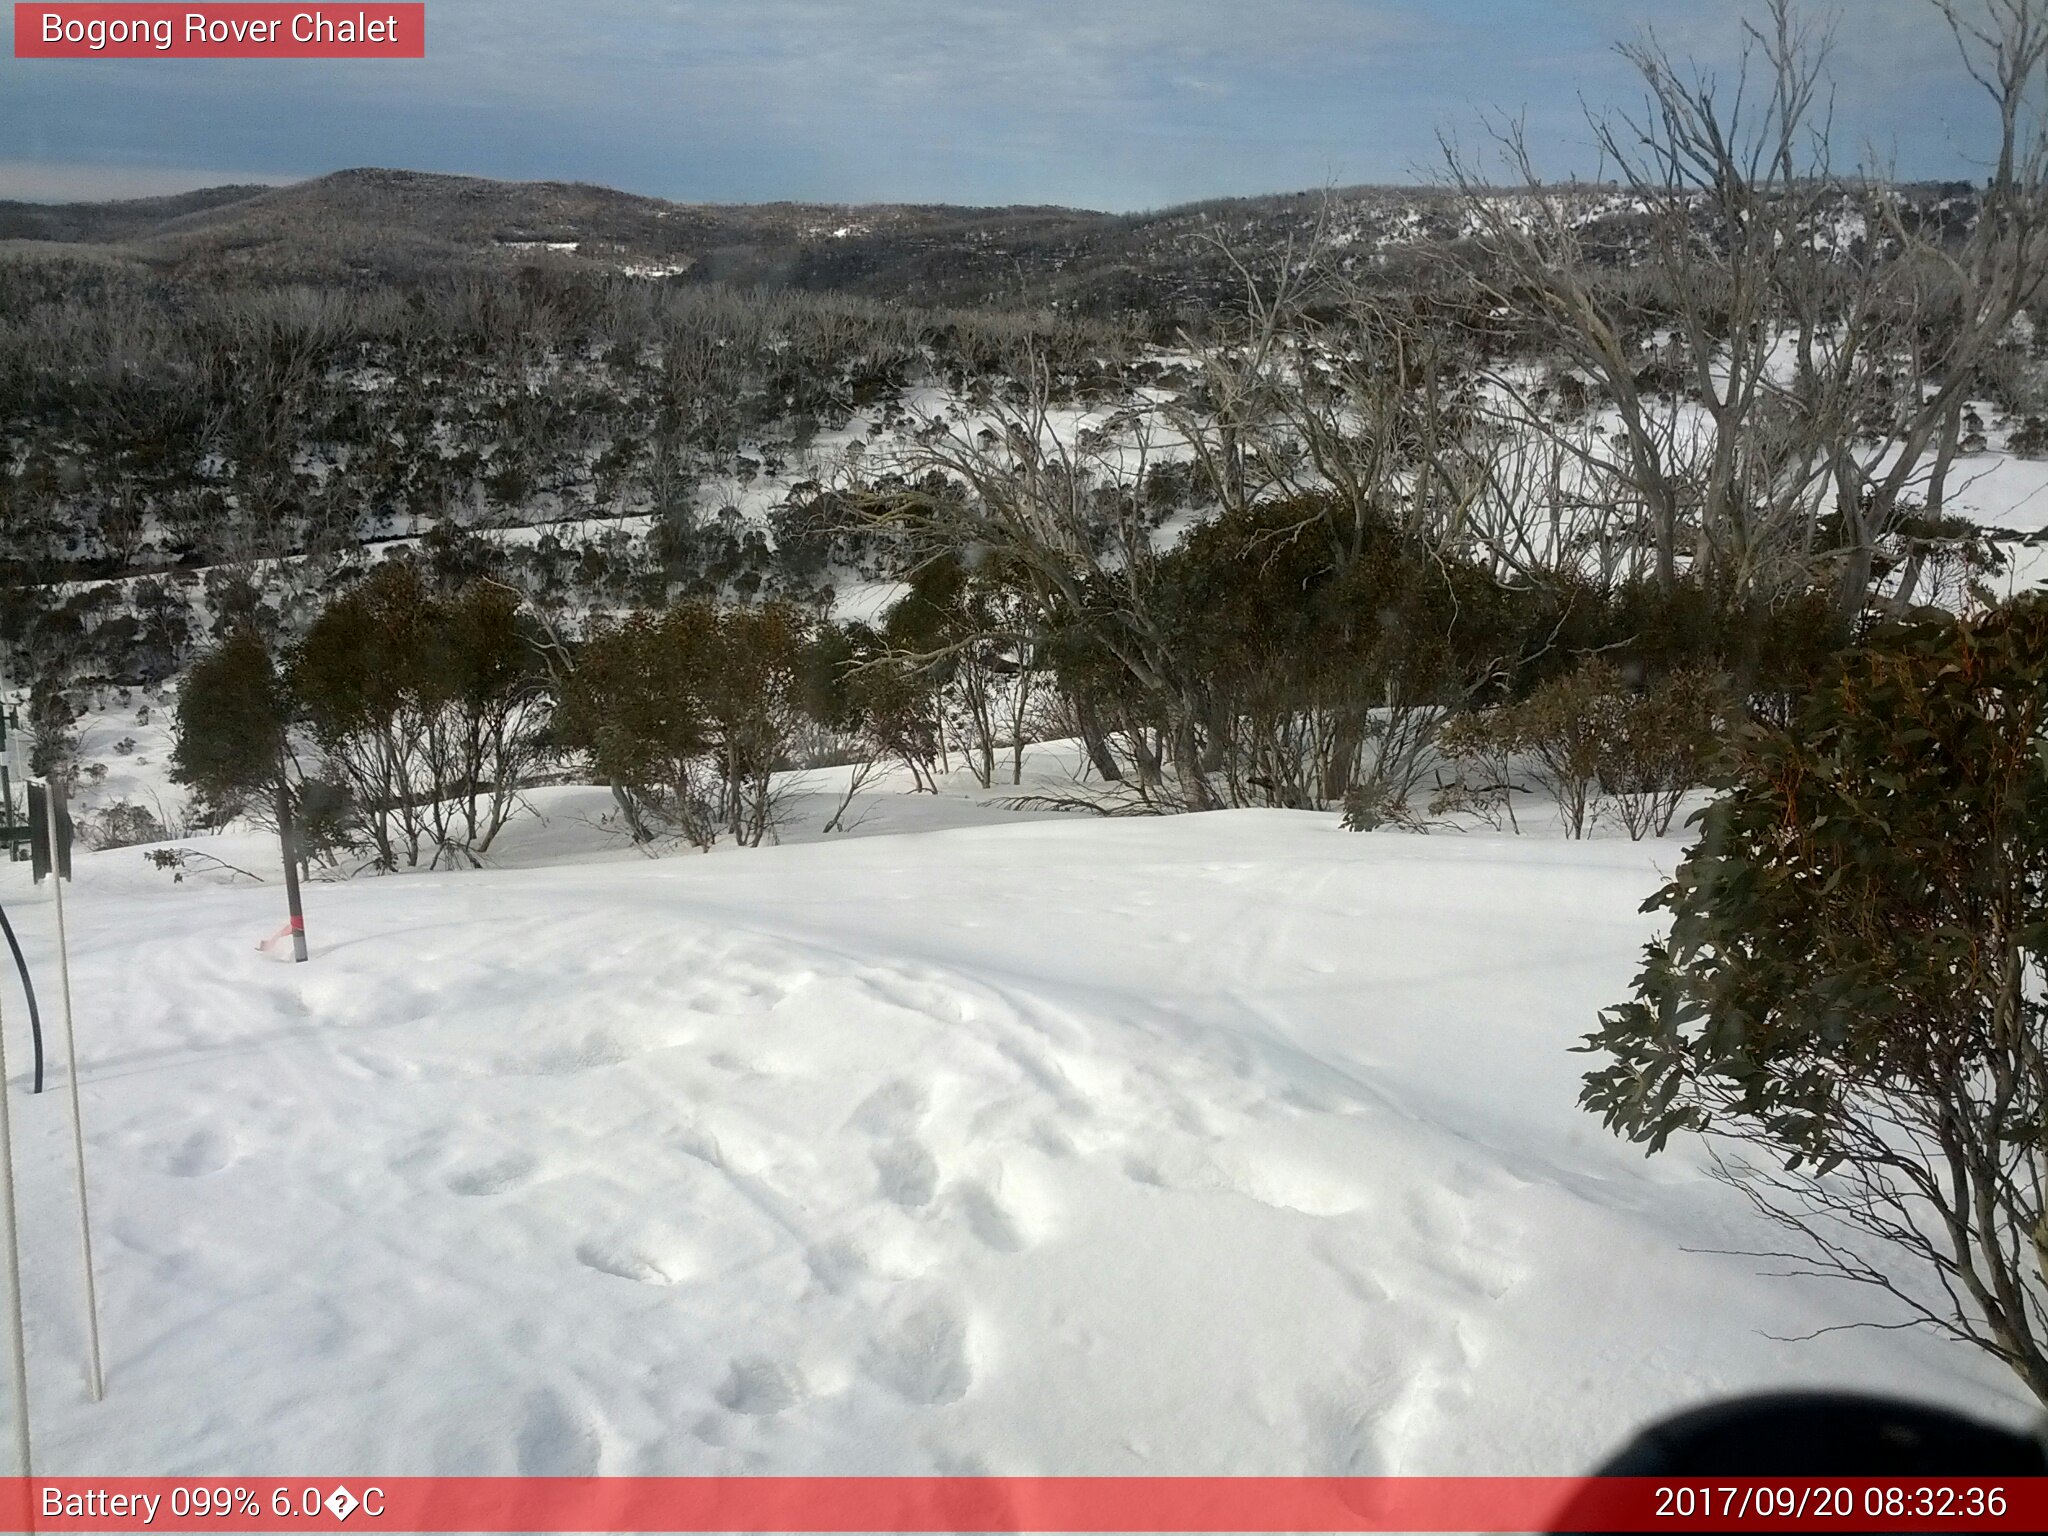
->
1322 709 1366 806
1073 695 1122 782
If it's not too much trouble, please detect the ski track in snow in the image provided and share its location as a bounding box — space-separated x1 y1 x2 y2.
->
0 811 2030 1474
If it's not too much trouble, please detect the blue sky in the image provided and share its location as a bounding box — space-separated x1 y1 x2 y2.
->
0 1 2008 208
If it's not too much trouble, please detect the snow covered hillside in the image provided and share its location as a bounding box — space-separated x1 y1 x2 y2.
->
0 809 2027 1476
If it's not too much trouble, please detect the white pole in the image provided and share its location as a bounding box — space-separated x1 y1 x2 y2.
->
44 781 103 1402
0 988 32 1474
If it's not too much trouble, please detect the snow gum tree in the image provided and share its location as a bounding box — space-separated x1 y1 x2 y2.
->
866 552 1041 791
1581 595 2048 1403
1443 0 2048 632
698 602 814 846
288 563 549 869
557 607 721 848
558 600 819 849
172 626 353 870
171 627 294 824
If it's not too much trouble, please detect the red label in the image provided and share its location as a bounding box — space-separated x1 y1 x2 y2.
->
1 1476 2044 1532
14 4 425 57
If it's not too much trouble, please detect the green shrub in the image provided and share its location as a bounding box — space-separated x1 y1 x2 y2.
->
1581 595 2048 1403
558 600 818 848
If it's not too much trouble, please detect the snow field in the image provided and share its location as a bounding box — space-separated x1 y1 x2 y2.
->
0 810 2027 1477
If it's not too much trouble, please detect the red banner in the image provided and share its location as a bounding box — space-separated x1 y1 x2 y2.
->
0 1476 2042 1532
13 4 424 58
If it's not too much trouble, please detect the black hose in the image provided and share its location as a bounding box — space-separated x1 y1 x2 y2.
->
0 899 42 1094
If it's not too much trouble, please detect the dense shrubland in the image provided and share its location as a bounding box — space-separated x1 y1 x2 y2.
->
2 1 2033 858
556 600 821 850
0 264 1129 583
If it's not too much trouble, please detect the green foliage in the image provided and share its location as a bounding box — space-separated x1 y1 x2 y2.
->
869 553 1037 789
1568 577 1841 712
290 562 438 746
1156 498 1528 712
1439 660 1726 838
1580 595 2048 1398
700 603 814 826
1495 663 1614 839
1592 667 1727 840
827 620 944 792
0 249 1126 600
285 560 548 868
23 674 79 781
557 607 716 844
558 599 820 847
170 628 290 819
1582 599 2048 1153
1128 498 1562 811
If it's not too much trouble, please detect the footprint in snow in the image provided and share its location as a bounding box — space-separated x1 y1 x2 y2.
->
804 1237 869 1292
866 1299 974 1406
161 1126 237 1178
341 1046 422 1082
849 1078 929 1136
861 973 973 1025
1299 1385 1392 1476
716 1355 804 1417
684 974 789 1016
953 1180 1027 1253
444 1151 538 1197
873 1138 939 1209
1029 1120 1077 1160
575 1238 690 1286
513 1388 603 1475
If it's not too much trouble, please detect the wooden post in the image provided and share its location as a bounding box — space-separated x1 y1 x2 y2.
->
276 782 309 964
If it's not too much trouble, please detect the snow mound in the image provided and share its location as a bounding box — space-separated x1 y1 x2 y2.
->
0 812 2024 1474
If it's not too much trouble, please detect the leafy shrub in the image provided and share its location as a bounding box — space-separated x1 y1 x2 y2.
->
79 801 169 850
558 607 721 847
2009 415 2048 459
1152 499 1543 814
1581 595 2048 1403
171 628 291 824
289 563 549 868
1594 667 1727 840
1434 661 1726 838
1504 664 1615 838
1429 709 1525 832
557 600 820 848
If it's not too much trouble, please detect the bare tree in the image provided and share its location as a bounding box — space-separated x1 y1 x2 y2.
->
859 353 1226 809
1442 0 2048 630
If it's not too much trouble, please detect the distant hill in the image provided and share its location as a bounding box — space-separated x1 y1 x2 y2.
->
0 168 1100 289
0 167 1480 312
0 166 1983 316
0 182 275 243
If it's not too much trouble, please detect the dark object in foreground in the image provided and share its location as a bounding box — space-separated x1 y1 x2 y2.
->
26 781 72 884
1553 1392 2046 1533
0 899 42 1092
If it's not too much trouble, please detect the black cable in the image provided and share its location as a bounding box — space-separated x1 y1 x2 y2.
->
0 900 42 1094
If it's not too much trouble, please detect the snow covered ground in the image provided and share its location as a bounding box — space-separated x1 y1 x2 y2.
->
0 797 2029 1477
